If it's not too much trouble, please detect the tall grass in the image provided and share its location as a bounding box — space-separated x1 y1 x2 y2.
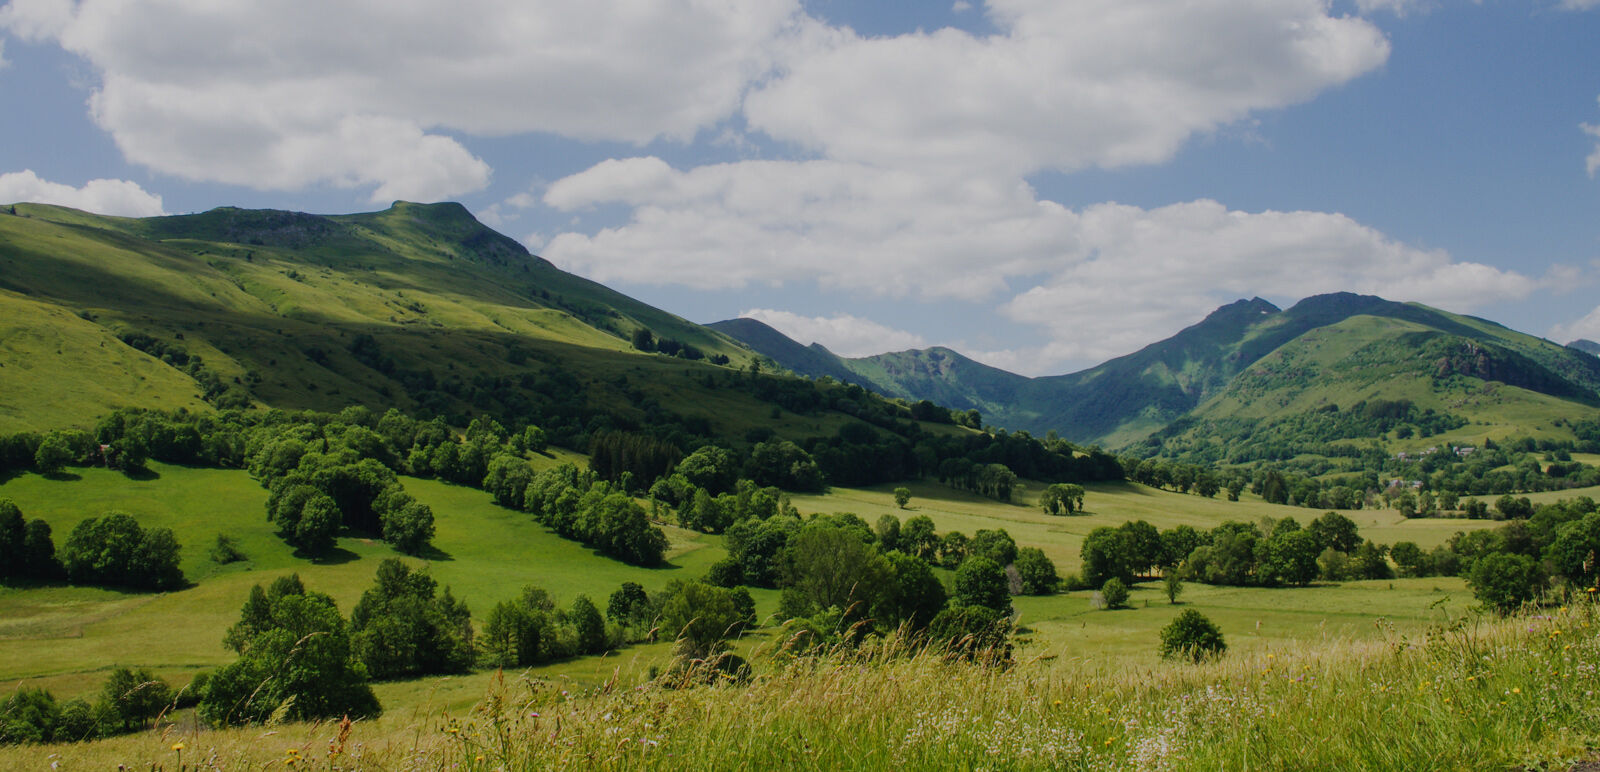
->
14 600 1597 770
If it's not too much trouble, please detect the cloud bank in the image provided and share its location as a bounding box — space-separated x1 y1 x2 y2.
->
0 169 164 216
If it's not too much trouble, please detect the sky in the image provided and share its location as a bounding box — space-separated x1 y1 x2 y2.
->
2 0 1598 377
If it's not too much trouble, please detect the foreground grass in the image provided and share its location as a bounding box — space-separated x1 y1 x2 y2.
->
8 601 1596 770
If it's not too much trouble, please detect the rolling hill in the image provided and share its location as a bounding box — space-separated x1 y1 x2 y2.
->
0 201 937 450
718 293 1600 450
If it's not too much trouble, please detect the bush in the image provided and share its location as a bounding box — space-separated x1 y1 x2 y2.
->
1099 577 1129 609
1159 609 1227 663
209 534 246 564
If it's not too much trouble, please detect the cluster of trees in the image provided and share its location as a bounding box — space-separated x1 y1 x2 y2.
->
486 579 757 666
515 464 669 566
251 424 435 555
202 574 379 726
702 513 1059 657
1439 496 1600 612
1083 512 1392 590
1038 483 1086 515
629 327 706 361
1 666 190 744
1 502 183 592
0 499 60 583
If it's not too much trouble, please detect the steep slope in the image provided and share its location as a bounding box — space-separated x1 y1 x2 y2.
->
0 202 886 445
706 318 866 386
710 319 1030 423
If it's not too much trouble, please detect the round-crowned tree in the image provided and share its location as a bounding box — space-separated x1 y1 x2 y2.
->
1159 609 1226 663
1099 577 1130 610
1468 552 1545 614
954 556 1011 615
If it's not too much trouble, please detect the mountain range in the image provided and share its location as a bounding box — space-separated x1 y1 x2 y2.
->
3 200 1598 457
716 294 1600 449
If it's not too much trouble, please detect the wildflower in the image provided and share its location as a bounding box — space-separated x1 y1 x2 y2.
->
1511 687 1521 694
171 742 185 751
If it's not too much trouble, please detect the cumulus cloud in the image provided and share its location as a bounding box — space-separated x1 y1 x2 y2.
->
543 158 1071 300
739 309 929 357
744 0 1389 175
1550 306 1600 345
543 158 1542 372
0 169 164 216
2 0 805 200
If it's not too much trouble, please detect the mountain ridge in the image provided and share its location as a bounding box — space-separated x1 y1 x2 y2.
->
718 292 1600 448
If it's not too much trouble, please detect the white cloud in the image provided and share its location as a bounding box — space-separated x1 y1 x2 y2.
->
1354 0 1434 16
0 169 164 216
1550 306 1600 344
1559 0 1600 10
543 158 1543 372
739 309 928 357
952 1 973 11
1000 200 1542 366
1584 119 1600 178
542 158 1072 301
2 0 805 200
744 0 1389 175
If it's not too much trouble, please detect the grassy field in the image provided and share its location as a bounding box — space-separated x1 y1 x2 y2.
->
0 465 1513 714
0 462 738 704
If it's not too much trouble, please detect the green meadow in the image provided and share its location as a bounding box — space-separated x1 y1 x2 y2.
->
0 462 1507 719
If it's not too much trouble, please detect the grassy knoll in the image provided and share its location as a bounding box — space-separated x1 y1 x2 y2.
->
9 602 1596 770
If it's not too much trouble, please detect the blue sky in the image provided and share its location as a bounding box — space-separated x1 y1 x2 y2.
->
2 0 1598 375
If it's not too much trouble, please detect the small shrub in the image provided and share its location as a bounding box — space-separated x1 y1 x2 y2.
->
1100 577 1129 609
209 534 246 564
1159 609 1227 663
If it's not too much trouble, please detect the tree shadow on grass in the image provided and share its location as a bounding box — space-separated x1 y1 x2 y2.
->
305 546 362 566
411 543 454 562
121 466 161 481
40 470 83 482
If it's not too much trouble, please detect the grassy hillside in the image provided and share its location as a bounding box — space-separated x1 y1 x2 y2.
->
0 202 774 437
720 293 1600 452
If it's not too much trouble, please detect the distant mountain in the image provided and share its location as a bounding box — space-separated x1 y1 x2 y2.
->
706 318 867 387
1571 339 1600 357
722 292 1600 449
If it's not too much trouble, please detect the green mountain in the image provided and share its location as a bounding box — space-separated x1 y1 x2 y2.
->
720 293 1600 449
0 202 916 448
